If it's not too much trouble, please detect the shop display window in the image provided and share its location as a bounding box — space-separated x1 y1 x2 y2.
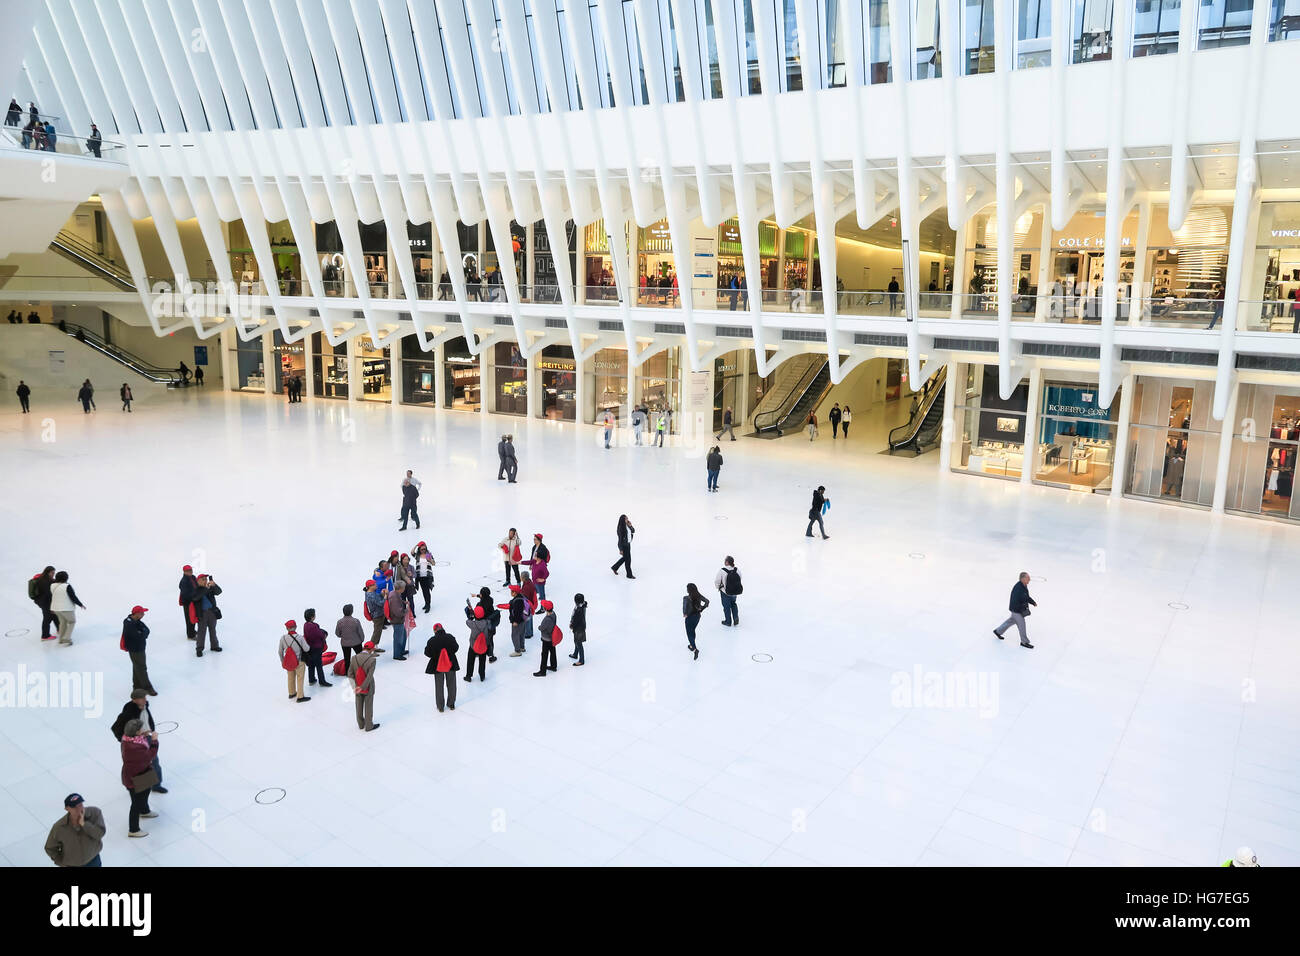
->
494 341 527 416
356 337 391 401
538 345 576 421
1124 378 1218 508
1226 386 1300 521
1252 201 1300 332
272 331 306 396
1033 381 1118 491
312 332 348 399
951 365 1028 479
233 340 265 392
591 347 628 422
400 336 437 407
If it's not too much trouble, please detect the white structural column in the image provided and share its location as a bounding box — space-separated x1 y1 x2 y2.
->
1034 206 1053 321
1211 379 1241 514
1129 200 1153 325
1048 0 1070 229
938 359 959 472
887 0 922 385
1110 373 1136 499
993 0 1016 397
941 0 964 231
1167 0 1202 230
1020 367 1043 485
1097 0 1135 408
1212 0 1273 420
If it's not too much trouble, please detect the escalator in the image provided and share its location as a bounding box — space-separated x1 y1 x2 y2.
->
752 359 831 438
58 320 183 386
48 229 135 291
888 367 947 456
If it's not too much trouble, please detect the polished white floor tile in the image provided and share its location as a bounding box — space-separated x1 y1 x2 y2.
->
2 391 1299 866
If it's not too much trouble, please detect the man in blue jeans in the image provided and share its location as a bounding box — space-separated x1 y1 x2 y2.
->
714 556 742 627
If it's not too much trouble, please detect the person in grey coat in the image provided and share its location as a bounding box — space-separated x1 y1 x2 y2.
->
348 642 381 731
532 600 558 677
503 435 518 483
497 435 509 480
44 794 106 867
335 603 365 670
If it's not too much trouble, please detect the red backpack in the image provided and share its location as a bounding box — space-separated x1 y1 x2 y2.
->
119 632 126 651
472 632 487 655
355 665 368 693
363 601 373 621
281 637 300 671
436 648 452 672
551 625 563 647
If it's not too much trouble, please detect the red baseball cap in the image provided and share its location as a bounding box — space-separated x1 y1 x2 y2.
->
363 641 375 650
285 620 297 630
182 564 192 572
540 600 554 611
509 585 521 593
390 550 399 557
416 541 426 549
131 605 148 615
364 580 375 588
474 606 485 619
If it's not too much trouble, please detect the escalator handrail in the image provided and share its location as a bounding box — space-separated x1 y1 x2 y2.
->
888 368 947 450
50 230 135 288
59 322 181 384
753 360 826 433
775 362 832 433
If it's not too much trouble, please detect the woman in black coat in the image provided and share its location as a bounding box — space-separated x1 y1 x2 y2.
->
610 515 635 579
682 584 709 660
423 623 460 713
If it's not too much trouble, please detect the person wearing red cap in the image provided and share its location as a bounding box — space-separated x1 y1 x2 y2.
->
424 622 459 712
464 605 491 682
363 579 387 645
464 587 499 663
121 606 156 696
177 565 198 640
532 599 558 677
278 620 311 703
522 533 550 601
413 542 435 613
348 641 381 731
507 586 526 656
521 573 537 641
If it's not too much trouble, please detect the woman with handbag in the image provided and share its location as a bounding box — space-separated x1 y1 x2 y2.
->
120 719 159 838
413 542 435 613
499 529 523 585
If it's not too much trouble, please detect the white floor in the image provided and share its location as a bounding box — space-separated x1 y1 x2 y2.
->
1 388 1298 867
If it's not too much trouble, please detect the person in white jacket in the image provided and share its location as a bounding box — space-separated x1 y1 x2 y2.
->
499 528 523 586
48 571 86 645
278 621 311 703
713 557 742 627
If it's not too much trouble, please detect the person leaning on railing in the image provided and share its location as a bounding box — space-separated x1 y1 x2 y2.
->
87 124 101 158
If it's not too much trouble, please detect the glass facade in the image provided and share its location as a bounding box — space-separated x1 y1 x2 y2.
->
539 345 577 421
356 338 392 401
1124 377 1218 507
233 338 265 391
312 333 348 399
401 336 438 407
1033 380 1119 491
271 331 306 396
592 347 628 421
443 337 480 411
951 364 1029 479
494 340 528 415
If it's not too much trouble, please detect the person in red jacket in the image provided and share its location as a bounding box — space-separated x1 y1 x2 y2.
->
520 573 537 641
522 533 550 601
302 608 332 687
119 719 159 838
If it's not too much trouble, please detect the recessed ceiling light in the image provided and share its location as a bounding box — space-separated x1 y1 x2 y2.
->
1163 181 1169 185
1089 153 1096 158
1212 147 1220 153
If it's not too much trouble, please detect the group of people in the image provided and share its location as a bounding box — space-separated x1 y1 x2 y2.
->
284 374 305 402
496 434 519 481
27 566 86 645
6 309 42 323
806 403 853 441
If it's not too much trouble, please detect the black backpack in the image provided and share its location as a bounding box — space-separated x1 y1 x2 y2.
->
27 574 41 601
724 567 743 595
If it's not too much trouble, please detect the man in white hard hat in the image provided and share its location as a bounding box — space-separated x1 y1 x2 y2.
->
1222 846 1259 867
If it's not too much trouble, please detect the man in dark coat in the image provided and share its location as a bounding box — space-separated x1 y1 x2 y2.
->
110 689 167 793
994 572 1038 649
423 623 459 712
32 566 57 639
122 606 157 695
497 435 509 480
503 435 518 483
399 477 420 530
190 574 223 656
16 380 31 413
805 486 829 539
178 564 198 640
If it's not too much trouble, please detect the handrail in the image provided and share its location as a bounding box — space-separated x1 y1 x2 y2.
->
57 321 181 385
0 123 125 157
753 359 826 434
50 230 135 290
889 367 948 451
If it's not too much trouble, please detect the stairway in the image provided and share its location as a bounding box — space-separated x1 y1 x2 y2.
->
752 356 832 438
888 367 947 455
48 229 135 290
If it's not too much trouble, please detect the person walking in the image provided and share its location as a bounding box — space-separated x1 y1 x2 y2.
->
888 276 901 313
348 642 380 731
993 572 1038 649
806 411 818 441
178 564 198 640
413 541 435 612
425 622 459 712
523 533 550 601
568 593 587 666
655 409 668 447
632 405 645 445
682 584 709 660
828 403 842 439
77 380 93 414
279 620 311 702
464 606 491 682
504 435 518 482
706 445 723 492
841 405 852 439
611 514 636 578
44 794 106 867
714 556 742 627
303 608 332 688
194 365 204 387
500 528 523 585
87 123 101 158
30 566 57 641
191 573 223 656
335 603 365 671
178 361 191 385
602 409 615 448
119 719 159 838
49 571 86 645
120 383 133 412
715 406 737 441
387 585 410 661
122 606 156 696
507 585 527 657
364 579 387 646
16 380 31 413
4 99 19 126
497 434 509 480
399 477 421 530
111 689 167 793
532 600 559 677
805 485 830 539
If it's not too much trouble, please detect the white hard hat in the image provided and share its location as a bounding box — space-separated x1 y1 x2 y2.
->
1234 846 1258 867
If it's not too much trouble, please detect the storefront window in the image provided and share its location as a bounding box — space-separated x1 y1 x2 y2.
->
713 351 744 431
533 219 575 303
401 336 438 406
638 220 677 307
1225 385 1300 520
538 345 576 421
636 348 681 427
1132 0 1182 57
1124 378 1218 507
272 331 305 396
1033 380 1118 491
718 220 747 311
951 365 1029 479
1048 207 1138 321
443 336 480 411
313 332 348 399
356 337 391 401
966 210 1043 316
494 341 527 416
1250 201 1300 332
592 347 628 421
232 338 265 391
584 219 618 301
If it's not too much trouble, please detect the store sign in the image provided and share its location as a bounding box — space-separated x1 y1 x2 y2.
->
1056 236 1133 249
537 359 576 372
720 224 740 243
1045 386 1112 420
408 238 430 248
594 361 624 371
1272 230 1300 238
